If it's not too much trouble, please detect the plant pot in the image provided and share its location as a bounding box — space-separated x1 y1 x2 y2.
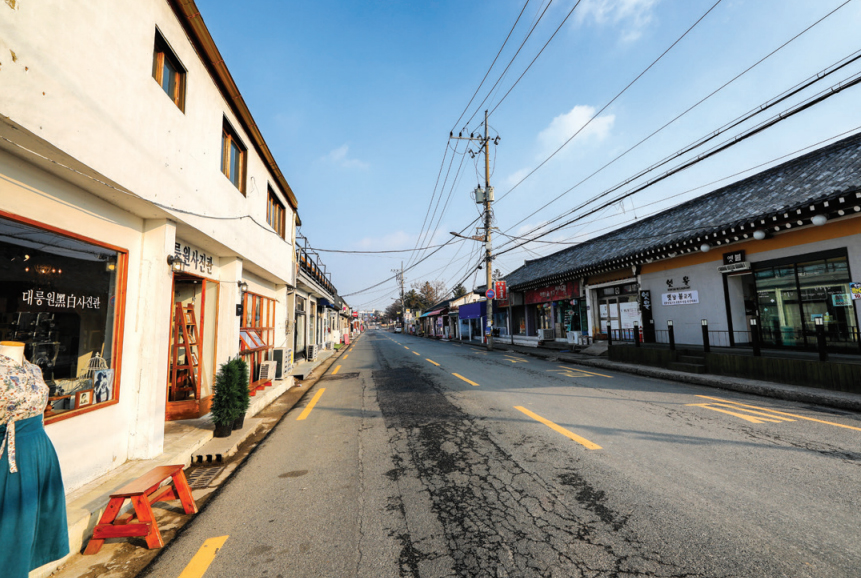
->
233 415 245 430
213 422 232 438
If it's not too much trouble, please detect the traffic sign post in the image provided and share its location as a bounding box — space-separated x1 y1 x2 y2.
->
486 289 495 300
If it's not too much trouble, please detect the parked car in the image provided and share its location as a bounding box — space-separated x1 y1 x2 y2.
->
394 326 403 333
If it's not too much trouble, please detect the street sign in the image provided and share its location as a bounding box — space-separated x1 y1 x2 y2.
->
486 289 495 299
484 326 492 334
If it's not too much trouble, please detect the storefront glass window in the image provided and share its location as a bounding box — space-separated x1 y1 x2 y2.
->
240 291 275 389
0 215 125 421
755 256 857 349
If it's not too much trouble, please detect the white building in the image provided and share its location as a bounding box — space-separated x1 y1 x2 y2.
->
0 0 301 492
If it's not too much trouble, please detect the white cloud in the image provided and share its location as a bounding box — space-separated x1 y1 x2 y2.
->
536 105 614 156
502 167 531 189
322 144 369 170
576 0 659 42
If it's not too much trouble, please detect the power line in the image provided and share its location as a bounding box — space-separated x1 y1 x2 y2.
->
462 0 556 129
497 0 724 203
341 215 482 297
487 0 583 118
450 0 533 132
407 139 457 268
495 72 861 258
495 0 854 237
497 50 861 251
306 242 455 254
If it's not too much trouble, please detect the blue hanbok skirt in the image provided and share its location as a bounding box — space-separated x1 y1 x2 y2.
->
0 415 70 577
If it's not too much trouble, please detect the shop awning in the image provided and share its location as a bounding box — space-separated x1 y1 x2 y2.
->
317 298 336 309
421 308 447 317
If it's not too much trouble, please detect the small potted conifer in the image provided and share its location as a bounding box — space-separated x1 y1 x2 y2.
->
211 360 239 437
232 357 251 430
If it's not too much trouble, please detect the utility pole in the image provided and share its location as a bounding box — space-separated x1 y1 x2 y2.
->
392 262 405 332
451 110 500 351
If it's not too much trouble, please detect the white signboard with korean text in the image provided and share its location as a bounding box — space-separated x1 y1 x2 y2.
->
174 239 219 279
662 290 699 306
619 302 640 329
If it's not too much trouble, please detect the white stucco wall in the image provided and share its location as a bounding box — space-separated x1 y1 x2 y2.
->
0 0 296 285
0 149 158 491
0 0 302 491
640 219 861 346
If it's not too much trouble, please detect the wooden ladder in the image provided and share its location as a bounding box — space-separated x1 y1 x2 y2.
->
169 303 203 401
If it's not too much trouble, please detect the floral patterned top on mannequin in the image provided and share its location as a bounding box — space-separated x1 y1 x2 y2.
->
0 354 49 473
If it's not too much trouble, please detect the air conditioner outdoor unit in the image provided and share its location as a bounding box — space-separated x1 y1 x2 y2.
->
538 328 555 341
272 348 292 379
258 361 277 382
306 344 318 361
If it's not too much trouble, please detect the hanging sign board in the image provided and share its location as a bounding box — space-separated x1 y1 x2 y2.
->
851 282 861 300
494 281 508 301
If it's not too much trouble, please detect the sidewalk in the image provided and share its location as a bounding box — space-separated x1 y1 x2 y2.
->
39 343 347 578
441 336 861 413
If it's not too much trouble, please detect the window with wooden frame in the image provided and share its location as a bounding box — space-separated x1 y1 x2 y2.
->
238 291 275 392
0 211 128 425
266 187 286 239
152 30 186 111
221 119 247 193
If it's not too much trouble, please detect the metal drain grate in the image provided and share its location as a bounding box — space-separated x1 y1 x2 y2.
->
186 466 226 489
320 372 360 381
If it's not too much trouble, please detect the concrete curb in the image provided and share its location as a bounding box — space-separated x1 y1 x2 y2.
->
430 336 861 412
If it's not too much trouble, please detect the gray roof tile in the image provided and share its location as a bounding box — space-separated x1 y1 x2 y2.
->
505 132 861 289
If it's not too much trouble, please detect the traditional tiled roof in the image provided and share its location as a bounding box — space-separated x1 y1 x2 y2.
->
504 132 861 290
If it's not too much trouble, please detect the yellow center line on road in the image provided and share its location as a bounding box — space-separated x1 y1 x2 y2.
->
557 366 613 378
514 406 602 450
332 365 341 375
178 535 229 578
426 359 440 366
405 346 410 349
297 388 326 421
343 354 349 359
413 351 420 356
686 403 784 424
452 373 479 386
696 395 861 431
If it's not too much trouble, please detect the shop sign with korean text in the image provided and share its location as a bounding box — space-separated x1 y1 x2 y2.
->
494 281 508 301
21 289 103 310
174 239 219 279
524 281 578 305
662 291 699 306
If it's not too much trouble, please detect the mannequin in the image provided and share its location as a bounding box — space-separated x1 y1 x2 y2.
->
0 340 69 576
0 341 25 365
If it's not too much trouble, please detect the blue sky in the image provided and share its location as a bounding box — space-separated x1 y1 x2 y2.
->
199 0 861 310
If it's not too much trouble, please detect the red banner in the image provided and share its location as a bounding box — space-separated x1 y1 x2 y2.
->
524 281 577 305
494 281 508 301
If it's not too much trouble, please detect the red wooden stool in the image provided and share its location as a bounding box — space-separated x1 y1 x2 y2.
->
84 465 198 555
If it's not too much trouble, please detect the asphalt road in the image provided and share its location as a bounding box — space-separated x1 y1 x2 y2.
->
143 330 861 578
